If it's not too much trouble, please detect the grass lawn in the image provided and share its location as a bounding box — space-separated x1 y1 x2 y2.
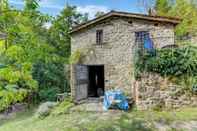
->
0 107 197 131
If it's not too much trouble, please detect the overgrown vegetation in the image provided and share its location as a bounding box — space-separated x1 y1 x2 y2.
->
135 45 197 91
69 47 95 64
0 0 87 111
142 0 197 37
139 46 197 76
155 0 197 37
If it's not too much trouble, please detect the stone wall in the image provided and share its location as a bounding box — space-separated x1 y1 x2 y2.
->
191 35 197 44
136 73 197 110
71 17 176 100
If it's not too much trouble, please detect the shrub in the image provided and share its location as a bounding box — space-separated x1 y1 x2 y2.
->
0 63 38 112
32 61 70 102
69 49 82 64
135 45 197 90
143 46 197 76
69 48 95 64
38 87 59 102
35 102 58 119
0 87 28 112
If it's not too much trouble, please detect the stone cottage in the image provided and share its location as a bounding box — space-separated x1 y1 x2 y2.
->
70 11 181 104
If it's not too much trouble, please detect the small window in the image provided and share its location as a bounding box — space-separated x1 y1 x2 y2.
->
135 31 149 45
128 20 133 25
96 30 103 45
154 23 159 26
135 31 150 51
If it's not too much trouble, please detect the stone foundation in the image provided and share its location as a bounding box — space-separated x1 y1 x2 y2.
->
136 73 197 110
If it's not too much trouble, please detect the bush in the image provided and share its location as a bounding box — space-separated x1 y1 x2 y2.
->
143 46 197 76
0 87 28 112
38 88 59 102
35 102 58 119
135 45 197 90
32 61 70 102
0 61 38 112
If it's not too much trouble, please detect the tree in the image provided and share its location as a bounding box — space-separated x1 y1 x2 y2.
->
48 5 88 60
152 0 197 37
0 0 9 11
32 5 89 101
24 0 39 11
0 0 57 109
154 0 172 16
0 0 89 109
169 0 197 36
95 11 105 18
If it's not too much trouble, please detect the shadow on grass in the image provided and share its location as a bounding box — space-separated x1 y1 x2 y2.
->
116 114 153 131
86 114 153 131
0 107 35 127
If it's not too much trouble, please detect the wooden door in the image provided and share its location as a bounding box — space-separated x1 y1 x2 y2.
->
75 65 89 101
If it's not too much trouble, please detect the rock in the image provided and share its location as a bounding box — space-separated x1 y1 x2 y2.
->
35 102 58 119
11 103 27 113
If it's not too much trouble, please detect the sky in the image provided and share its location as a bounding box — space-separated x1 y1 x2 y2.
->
8 0 150 18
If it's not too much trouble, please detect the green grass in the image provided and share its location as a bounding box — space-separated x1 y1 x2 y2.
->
0 107 197 131
0 107 35 126
129 107 197 122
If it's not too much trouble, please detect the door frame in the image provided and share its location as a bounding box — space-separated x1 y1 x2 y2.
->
87 65 105 98
74 64 105 102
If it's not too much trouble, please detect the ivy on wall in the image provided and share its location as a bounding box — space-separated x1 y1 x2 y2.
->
69 47 95 64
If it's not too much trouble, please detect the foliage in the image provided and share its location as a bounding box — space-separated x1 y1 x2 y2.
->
48 5 88 60
32 5 88 102
133 47 145 79
154 0 197 37
135 45 197 90
0 87 28 112
32 61 70 102
35 102 58 119
38 88 59 102
143 46 197 76
95 11 105 18
154 0 172 16
0 44 38 111
0 5 40 109
24 0 39 11
69 47 95 64
69 49 82 64
0 0 88 110
0 1 66 110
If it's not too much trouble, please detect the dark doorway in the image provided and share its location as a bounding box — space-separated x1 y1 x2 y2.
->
88 65 104 97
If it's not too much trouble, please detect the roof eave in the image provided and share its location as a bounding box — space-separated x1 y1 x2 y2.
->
70 11 181 34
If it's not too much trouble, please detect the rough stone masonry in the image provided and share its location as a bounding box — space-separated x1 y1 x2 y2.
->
70 12 179 109
136 73 197 110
